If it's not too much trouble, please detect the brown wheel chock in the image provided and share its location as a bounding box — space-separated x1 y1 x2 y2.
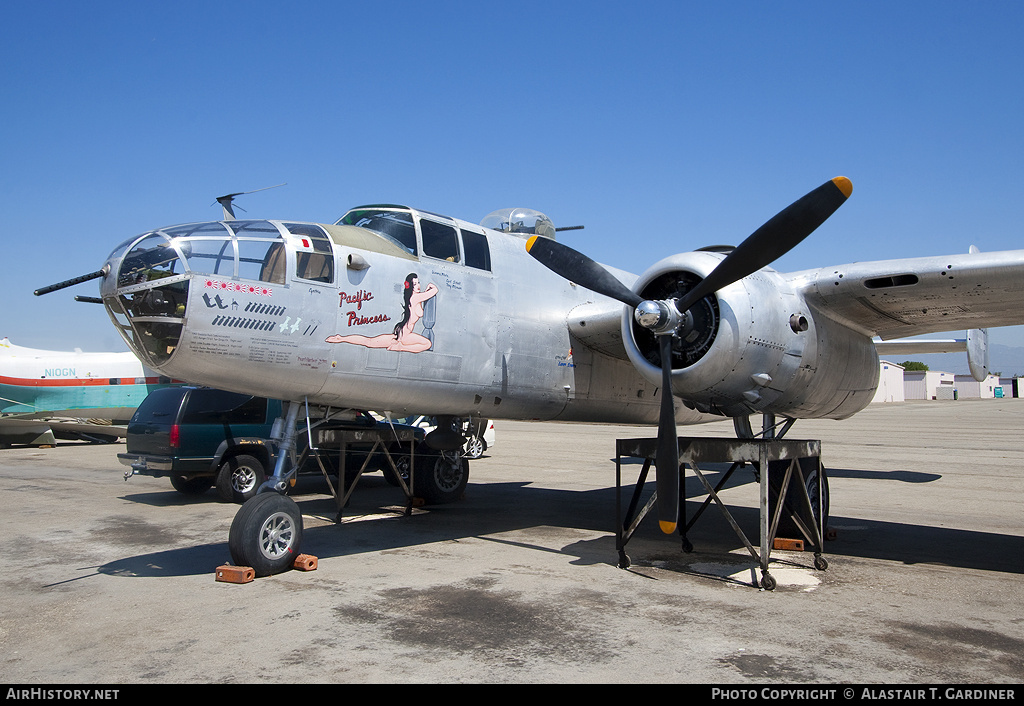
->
292 554 318 571
215 565 255 584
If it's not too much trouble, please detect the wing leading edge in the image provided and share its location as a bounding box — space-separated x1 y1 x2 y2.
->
791 249 1024 339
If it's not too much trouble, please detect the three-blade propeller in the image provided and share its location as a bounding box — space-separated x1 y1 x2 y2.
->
526 177 852 533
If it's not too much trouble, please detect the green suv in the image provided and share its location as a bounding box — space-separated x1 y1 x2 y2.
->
118 387 424 503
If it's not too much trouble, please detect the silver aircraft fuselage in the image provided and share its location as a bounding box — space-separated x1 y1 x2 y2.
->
99 207 706 426
95 201 1024 430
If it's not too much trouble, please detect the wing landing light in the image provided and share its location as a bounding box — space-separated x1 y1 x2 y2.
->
526 177 852 533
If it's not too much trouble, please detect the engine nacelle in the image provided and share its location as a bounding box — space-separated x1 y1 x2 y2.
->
621 251 880 420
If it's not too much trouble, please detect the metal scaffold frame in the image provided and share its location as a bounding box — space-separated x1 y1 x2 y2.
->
298 424 422 522
615 436 828 590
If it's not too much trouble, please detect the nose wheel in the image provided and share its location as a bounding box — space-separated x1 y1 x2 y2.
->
228 492 304 577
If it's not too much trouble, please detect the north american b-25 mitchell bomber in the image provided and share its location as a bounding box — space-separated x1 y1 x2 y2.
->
35 177 1024 576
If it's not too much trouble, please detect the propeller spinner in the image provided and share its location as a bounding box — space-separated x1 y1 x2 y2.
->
526 177 852 533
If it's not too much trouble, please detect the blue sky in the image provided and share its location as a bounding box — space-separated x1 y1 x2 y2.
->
3 1 1022 353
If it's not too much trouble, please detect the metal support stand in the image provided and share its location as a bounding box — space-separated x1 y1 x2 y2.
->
615 436 828 590
302 425 422 522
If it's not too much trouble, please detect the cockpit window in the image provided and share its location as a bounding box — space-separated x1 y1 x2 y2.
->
284 223 335 284
461 229 491 271
337 209 418 256
420 218 460 262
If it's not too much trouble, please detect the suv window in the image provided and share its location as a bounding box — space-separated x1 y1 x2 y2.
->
131 387 187 423
181 390 267 424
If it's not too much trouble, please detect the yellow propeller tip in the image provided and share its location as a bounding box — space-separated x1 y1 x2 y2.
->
659 520 677 534
832 176 853 198
525 235 538 252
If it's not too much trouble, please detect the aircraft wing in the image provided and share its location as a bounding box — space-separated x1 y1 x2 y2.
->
791 249 1024 339
45 418 127 441
0 415 125 446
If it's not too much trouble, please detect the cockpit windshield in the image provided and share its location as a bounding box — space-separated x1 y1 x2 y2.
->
336 208 418 256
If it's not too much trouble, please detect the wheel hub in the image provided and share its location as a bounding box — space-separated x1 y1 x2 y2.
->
259 512 295 559
233 466 257 492
435 455 463 492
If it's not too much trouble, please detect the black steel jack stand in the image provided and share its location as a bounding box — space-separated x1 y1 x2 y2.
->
615 436 828 590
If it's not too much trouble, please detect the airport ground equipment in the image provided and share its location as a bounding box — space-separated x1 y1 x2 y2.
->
615 435 827 590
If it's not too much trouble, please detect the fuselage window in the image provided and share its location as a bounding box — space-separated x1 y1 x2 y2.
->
284 223 335 284
420 219 460 262
460 229 491 271
338 209 418 256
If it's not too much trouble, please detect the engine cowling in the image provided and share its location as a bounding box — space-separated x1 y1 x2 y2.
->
621 251 880 420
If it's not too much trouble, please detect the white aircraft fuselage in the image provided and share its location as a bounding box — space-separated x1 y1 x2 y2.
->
0 337 177 445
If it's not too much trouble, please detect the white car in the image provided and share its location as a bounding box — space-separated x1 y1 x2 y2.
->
392 415 495 459
461 418 495 459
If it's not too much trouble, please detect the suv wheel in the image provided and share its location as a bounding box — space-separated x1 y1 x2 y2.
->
216 454 267 504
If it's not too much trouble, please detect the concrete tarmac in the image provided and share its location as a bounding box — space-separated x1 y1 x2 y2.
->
1 399 1022 684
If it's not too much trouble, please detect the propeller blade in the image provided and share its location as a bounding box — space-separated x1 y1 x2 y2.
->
655 334 680 533
675 176 852 313
525 236 643 308
34 266 108 296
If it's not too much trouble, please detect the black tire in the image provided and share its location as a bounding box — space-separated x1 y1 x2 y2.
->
228 492 303 577
216 454 267 504
414 452 469 504
169 474 213 495
767 458 829 542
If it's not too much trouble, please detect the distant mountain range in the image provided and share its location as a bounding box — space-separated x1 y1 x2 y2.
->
881 344 1024 378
